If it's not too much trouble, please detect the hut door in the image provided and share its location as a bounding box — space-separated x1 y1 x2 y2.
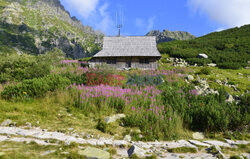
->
126 59 131 68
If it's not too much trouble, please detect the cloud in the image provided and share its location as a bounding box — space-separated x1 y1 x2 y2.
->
147 16 156 31
135 18 144 28
61 0 99 19
95 3 115 35
135 16 156 32
215 27 226 32
188 0 250 27
61 0 115 35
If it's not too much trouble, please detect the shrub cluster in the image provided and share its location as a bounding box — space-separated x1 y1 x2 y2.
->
1 74 70 99
160 82 248 132
0 50 64 83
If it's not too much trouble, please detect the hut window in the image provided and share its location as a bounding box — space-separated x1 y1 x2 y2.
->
107 58 116 64
139 58 149 64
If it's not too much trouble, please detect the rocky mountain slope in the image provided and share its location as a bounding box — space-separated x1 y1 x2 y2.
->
146 30 196 43
0 0 103 58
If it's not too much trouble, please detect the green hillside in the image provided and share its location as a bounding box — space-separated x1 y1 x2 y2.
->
158 25 250 69
0 0 103 58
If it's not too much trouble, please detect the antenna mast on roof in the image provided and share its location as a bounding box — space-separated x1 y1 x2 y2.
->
116 11 123 37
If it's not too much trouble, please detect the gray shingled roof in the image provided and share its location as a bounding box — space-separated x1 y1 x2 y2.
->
93 36 161 57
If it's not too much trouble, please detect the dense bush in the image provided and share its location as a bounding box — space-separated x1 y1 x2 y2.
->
217 62 243 70
126 74 163 86
186 58 212 66
1 74 70 99
61 72 87 85
160 82 248 132
0 50 64 83
158 24 250 69
197 67 211 75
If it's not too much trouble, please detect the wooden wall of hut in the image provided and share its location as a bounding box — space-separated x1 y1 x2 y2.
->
89 57 160 70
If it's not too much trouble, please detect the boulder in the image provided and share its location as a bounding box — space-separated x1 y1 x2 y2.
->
124 135 132 142
127 145 146 157
186 75 194 81
207 63 217 67
198 54 208 59
104 114 126 124
226 94 234 103
1 119 12 126
192 132 205 140
78 147 110 159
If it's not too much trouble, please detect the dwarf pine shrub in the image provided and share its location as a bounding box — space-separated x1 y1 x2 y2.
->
160 81 248 132
1 74 70 99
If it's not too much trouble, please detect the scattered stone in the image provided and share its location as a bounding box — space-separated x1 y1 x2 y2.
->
25 122 32 128
187 75 194 81
68 128 74 131
61 152 70 155
127 145 146 157
225 139 250 145
65 140 71 146
0 135 8 142
113 140 127 147
204 140 231 147
215 79 222 85
78 147 110 159
188 140 210 147
104 114 126 124
1 119 12 126
41 150 56 156
192 132 205 140
226 94 234 103
124 135 131 142
198 53 208 59
36 121 40 124
0 152 6 157
139 134 143 139
172 58 188 67
237 73 243 76
207 63 217 67
218 150 226 159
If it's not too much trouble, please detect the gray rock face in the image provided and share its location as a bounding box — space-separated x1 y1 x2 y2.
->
78 147 110 159
0 0 104 58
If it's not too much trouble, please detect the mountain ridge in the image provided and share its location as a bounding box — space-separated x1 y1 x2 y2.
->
146 29 196 43
0 0 104 58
